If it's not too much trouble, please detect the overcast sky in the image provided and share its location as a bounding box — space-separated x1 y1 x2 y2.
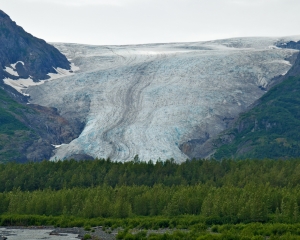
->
1 0 300 45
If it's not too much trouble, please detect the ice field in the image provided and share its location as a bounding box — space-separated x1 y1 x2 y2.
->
22 37 299 162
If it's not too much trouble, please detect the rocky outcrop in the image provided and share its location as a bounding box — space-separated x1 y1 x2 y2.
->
277 40 300 50
0 10 70 81
21 104 84 162
67 154 95 161
266 41 300 90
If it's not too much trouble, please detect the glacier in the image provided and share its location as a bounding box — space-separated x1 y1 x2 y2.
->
23 37 299 163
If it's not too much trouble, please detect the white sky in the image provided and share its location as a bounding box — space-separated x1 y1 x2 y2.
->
1 0 300 45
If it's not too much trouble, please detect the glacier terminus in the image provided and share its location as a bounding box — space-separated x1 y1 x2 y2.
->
21 37 300 163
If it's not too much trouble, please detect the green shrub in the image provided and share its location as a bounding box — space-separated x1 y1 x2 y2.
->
84 225 91 231
211 225 219 233
83 233 92 240
117 228 129 239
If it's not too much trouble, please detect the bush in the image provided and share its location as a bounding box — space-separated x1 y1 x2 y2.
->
117 228 129 239
190 223 207 232
211 225 219 233
84 225 91 231
83 233 92 240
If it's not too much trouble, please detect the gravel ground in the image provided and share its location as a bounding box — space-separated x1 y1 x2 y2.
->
51 227 117 240
0 226 117 240
0 226 189 239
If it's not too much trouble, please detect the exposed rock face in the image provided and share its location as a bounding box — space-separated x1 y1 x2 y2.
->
277 40 300 50
22 104 84 162
26 37 299 163
0 10 70 81
67 154 95 161
285 45 300 77
265 40 300 90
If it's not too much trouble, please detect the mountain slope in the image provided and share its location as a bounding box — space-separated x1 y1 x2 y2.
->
213 76 300 159
0 10 83 163
0 86 84 163
0 10 70 81
212 43 300 159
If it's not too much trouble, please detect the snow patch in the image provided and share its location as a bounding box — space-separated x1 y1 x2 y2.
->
257 75 268 88
70 63 80 72
3 77 44 94
3 61 25 77
4 66 19 76
11 61 24 69
48 63 79 80
268 45 280 49
3 63 79 96
47 68 72 80
269 59 292 66
52 144 63 148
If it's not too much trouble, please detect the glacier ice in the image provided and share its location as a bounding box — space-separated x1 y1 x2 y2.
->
24 37 299 163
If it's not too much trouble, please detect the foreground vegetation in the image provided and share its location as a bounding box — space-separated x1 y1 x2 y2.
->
2 215 300 239
2 158 300 238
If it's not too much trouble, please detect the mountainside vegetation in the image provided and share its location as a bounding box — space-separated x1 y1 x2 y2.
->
0 87 33 161
0 87 81 163
214 75 300 159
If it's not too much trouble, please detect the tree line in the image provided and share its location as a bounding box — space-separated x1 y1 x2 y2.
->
1 158 300 192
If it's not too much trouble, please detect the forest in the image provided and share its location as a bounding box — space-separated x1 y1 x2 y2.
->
2 158 300 191
1 158 300 239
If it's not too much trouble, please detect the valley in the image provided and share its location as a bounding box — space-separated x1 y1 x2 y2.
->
2 4 300 240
